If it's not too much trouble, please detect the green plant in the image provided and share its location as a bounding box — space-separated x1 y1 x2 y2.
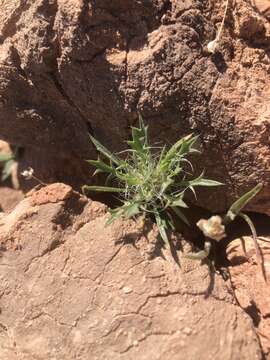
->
83 117 222 246
223 183 262 226
0 150 17 183
187 183 264 278
224 183 264 278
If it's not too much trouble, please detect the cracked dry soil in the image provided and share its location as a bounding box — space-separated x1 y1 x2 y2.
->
0 183 265 360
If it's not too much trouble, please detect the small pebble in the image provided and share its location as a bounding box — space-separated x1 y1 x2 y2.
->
183 327 192 335
123 286 133 294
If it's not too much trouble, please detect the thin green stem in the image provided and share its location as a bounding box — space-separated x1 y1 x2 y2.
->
239 212 266 283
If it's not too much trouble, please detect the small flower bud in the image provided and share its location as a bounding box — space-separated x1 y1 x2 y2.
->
21 167 34 180
197 215 226 241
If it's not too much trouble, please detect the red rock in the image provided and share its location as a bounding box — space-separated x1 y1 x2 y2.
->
0 1 269 213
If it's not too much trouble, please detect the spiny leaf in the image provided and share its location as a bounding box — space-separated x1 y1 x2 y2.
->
106 208 123 226
115 170 142 186
127 126 148 154
106 202 141 226
170 164 183 177
122 202 141 218
160 134 194 171
86 159 115 175
165 134 194 160
126 115 149 154
89 134 122 165
178 135 200 157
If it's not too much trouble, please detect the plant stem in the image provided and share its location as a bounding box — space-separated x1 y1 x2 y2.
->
216 0 229 42
239 212 267 283
32 175 47 186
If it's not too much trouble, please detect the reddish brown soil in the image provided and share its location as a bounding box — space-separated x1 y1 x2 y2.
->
227 236 270 358
0 183 264 359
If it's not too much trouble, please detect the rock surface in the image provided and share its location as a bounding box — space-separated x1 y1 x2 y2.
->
0 186 24 212
0 0 270 213
252 0 270 20
0 184 263 359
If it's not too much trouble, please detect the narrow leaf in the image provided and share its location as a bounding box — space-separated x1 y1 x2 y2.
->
0 153 13 162
89 135 121 165
192 178 223 187
179 174 223 196
154 213 169 247
184 172 223 187
1 159 14 181
185 249 209 260
171 206 190 226
189 185 197 200
82 185 124 193
184 241 211 261
171 197 188 208
138 113 148 146
86 159 115 174
226 183 263 221
160 178 174 194
105 172 114 186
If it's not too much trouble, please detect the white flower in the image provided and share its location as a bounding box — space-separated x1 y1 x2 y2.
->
196 215 226 241
21 167 34 180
